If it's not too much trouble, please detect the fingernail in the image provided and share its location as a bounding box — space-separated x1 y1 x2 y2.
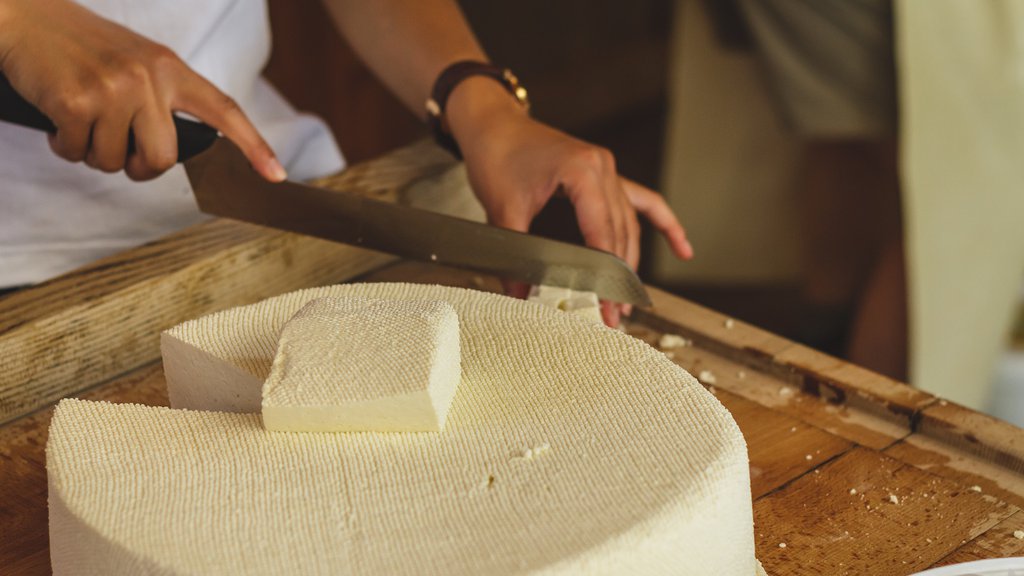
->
267 158 287 182
622 303 633 317
684 240 695 259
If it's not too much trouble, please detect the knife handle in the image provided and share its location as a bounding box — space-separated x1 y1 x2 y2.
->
0 73 218 162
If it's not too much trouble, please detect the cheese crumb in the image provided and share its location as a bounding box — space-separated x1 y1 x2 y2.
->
778 542 787 549
520 443 552 461
888 494 899 505
697 370 717 385
849 488 857 495
658 334 691 349
805 454 812 461
724 319 735 329
969 485 983 493
1013 530 1024 539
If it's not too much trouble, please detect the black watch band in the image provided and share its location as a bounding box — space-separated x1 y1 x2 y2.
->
425 60 529 159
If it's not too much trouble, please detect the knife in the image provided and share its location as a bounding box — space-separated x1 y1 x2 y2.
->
0 74 650 305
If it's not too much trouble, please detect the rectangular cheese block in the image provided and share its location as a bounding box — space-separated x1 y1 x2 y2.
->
261 297 461 433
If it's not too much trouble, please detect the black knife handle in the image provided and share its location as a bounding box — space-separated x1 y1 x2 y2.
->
0 73 218 162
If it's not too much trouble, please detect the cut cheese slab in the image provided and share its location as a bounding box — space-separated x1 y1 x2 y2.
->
262 297 461 432
527 284 602 323
49 283 767 575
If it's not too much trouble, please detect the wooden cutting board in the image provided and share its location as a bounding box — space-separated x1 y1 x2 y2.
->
2 141 1023 575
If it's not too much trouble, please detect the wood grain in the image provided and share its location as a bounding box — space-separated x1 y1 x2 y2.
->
0 140 474 425
933 509 1024 565
754 447 1019 575
634 287 936 449
711 388 853 499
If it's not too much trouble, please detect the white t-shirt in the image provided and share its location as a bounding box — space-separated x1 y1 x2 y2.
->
0 0 345 287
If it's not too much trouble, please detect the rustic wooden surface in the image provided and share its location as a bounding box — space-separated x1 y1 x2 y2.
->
0 139 479 426
3 256 1024 575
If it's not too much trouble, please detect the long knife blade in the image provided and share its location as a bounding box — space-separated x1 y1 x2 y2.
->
184 138 651 306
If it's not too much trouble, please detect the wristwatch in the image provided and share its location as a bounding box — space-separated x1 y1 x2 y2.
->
425 60 530 159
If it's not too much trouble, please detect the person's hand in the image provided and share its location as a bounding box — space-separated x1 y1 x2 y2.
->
0 0 284 182
447 77 693 327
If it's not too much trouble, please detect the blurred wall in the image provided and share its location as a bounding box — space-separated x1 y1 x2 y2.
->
264 0 673 173
652 0 803 286
263 1 424 164
898 0 1024 409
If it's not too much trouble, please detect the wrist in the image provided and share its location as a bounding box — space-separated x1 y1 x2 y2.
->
446 76 528 147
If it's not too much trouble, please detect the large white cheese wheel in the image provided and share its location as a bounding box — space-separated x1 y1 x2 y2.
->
52 283 762 575
262 296 461 432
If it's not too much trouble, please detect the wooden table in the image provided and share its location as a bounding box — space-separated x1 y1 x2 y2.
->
3 142 1024 575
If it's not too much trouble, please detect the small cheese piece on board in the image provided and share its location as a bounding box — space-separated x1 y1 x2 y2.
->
262 297 461 433
527 285 602 323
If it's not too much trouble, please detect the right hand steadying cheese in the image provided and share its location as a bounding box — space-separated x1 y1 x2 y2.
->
445 78 694 326
321 0 695 329
0 0 285 182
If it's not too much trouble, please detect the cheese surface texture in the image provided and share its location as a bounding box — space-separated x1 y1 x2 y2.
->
55 283 761 575
262 296 461 432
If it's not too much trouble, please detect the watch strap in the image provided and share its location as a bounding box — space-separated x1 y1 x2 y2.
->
425 60 529 159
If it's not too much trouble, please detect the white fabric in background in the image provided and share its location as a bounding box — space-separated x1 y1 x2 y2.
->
898 0 1024 409
0 0 344 287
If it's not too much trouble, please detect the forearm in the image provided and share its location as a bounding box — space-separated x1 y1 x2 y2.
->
319 0 487 118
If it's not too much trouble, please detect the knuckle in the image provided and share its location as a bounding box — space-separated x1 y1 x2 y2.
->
126 163 157 182
96 158 123 173
53 141 84 163
46 91 93 121
576 145 615 173
146 44 181 70
147 149 177 173
122 60 152 87
218 93 241 114
89 149 124 173
94 59 134 96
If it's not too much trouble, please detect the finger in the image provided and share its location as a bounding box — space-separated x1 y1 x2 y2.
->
621 177 694 260
564 173 617 256
601 300 621 328
501 279 532 300
84 110 134 173
47 119 93 164
619 187 641 318
173 73 286 182
595 153 628 264
125 99 178 181
487 199 534 299
564 169 629 328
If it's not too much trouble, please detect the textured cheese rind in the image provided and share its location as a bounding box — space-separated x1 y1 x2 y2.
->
52 283 758 574
262 297 461 432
